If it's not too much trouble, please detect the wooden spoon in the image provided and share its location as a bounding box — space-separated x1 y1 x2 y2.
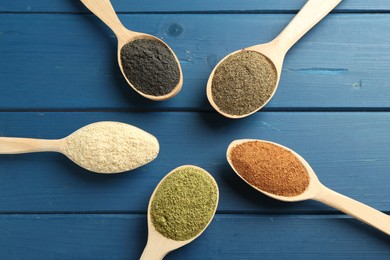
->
207 0 342 118
141 165 219 259
227 139 390 236
0 121 159 174
80 0 183 101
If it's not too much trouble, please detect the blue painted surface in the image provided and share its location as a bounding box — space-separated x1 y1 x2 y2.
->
1 13 390 110
1 214 390 259
0 0 390 259
1 0 389 12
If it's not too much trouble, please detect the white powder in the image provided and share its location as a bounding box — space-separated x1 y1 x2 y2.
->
64 121 159 174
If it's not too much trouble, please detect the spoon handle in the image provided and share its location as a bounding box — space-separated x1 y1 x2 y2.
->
80 0 134 41
316 185 390 236
140 239 167 260
273 0 342 54
0 137 63 154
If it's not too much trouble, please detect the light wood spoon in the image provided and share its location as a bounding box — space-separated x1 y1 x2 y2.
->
80 0 183 101
207 0 342 118
0 121 159 174
227 139 390 236
141 165 219 259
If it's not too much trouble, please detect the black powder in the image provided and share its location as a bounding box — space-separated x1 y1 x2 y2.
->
120 39 180 96
211 51 277 116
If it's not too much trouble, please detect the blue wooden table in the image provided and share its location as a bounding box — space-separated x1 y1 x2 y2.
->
1 0 390 259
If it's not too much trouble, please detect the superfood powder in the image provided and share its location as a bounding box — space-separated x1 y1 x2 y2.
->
120 39 180 96
229 141 309 197
211 51 277 116
150 166 218 241
64 122 159 174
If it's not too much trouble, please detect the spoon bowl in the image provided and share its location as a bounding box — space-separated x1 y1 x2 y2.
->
141 165 219 259
227 139 390 236
0 121 159 174
116 33 183 101
80 0 183 101
227 139 320 202
207 0 342 118
206 46 281 119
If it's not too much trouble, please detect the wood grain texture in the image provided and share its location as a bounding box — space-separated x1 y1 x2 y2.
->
1 0 390 258
0 214 389 260
1 112 390 213
0 0 389 13
0 14 389 110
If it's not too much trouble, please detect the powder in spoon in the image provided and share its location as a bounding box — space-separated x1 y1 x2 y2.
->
150 166 218 241
64 122 159 174
120 39 180 96
229 141 309 197
211 51 277 116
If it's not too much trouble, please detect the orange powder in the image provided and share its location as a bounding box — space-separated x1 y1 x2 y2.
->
230 141 309 197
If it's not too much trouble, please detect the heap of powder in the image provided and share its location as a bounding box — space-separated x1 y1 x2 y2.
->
120 39 180 96
211 51 277 116
150 167 218 241
229 141 309 197
64 122 159 174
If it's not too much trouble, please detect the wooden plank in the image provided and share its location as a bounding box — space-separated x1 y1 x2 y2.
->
1 0 389 13
0 214 389 259
1 14 389 110
1 112 390 213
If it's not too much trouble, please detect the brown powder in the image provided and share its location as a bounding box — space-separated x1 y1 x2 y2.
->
229 141 309 197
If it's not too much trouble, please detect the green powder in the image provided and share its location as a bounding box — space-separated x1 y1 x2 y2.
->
211 51 277 116
150 166 218 241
